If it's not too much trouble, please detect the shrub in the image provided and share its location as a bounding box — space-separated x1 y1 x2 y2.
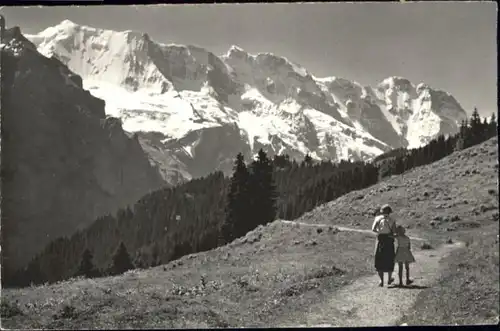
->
421 242 433 250
0 301 24 318
53 304 77 320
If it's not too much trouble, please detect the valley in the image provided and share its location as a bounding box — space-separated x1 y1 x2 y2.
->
2 136 498 328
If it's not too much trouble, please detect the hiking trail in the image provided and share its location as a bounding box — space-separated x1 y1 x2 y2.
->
276 220 465 327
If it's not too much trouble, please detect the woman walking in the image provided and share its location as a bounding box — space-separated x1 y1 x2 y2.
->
371 204 397 287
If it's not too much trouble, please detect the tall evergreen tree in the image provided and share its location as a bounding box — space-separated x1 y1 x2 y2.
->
489 112 497 137
108 242 134 276
455 118 469 151
303 153 313 167
249 149 278 227
133 250 147 269
273 154 291 169
469 107 483 146
223 152 251 243
75 248 100 278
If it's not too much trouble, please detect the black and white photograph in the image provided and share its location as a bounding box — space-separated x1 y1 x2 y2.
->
0 1 498 328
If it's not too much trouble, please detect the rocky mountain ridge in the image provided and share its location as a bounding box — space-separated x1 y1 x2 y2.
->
1 26 167 274
25 20 468 184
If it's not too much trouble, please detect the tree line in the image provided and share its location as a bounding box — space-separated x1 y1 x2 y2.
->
3 109 497 287
377 108 497 178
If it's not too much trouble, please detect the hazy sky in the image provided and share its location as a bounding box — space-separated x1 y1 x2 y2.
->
2 2 497 115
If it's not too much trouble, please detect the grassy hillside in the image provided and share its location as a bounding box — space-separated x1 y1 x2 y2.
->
1 226 376 329
2 137 498 328
399 221 499 325
8 112 495 288
297 137 498 240
292 136 500 325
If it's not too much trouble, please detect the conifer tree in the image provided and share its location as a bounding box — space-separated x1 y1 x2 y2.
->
455 118 468 151
303 153 313 167
249 149 278 227
482 117 489 130
109 242 134 276
469 107 483 146
133 250 147 269
273 154 291 169
223 152 251 242
436 134 446 160
489 112 497 137
75 248 100 278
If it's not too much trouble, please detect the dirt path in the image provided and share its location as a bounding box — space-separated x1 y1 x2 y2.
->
276 220 465 327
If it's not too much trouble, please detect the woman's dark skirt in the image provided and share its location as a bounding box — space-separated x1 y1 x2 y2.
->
374 234 395 272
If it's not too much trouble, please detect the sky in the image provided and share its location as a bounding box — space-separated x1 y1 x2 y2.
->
1 2 497 116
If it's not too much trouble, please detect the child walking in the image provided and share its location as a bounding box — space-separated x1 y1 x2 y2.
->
394 225 415 286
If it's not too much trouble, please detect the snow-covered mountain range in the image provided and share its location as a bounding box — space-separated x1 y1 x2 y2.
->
26 20 468 184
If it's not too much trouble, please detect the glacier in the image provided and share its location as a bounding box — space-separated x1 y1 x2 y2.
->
25 20 468 184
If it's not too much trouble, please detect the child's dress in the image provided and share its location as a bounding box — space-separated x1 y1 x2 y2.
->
395 235 416 263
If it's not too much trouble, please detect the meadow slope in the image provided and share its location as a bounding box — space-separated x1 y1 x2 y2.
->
1 137 498 328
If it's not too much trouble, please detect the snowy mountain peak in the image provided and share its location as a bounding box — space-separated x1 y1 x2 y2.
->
416 82 430 93
223 46 310 79
226 45 248 57
378 76 414 93
23 21 469 182
51 19 79 31
319 76 362 88
380 76 412 85
254 52 310 78
26 21 174 94
37 19 84 39
60 19 77 27
122 29 150 43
